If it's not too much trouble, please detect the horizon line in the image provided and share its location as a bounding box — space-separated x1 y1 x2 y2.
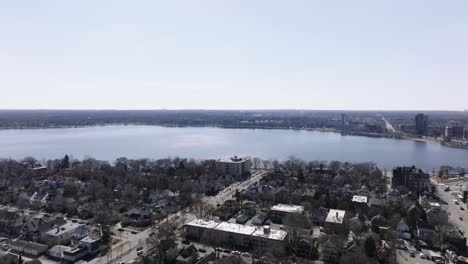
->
0 108 467 112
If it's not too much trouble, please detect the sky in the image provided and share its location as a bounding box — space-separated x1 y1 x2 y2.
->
0 0 467 110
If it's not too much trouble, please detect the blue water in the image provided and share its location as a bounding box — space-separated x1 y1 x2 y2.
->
0 125 467 170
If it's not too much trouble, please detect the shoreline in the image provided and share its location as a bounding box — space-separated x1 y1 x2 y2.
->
1 123 468 150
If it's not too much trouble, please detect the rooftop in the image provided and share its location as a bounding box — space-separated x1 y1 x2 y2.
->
45 222 83 236
252 227 288 241
352 195 368 203
214 222 257 235
218 156 249 163
271 204 304 214
325 209 346 224
186 219 220 229
80 233 102 243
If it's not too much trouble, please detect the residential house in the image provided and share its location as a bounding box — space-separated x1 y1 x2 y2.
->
121 208 153 227
370 215 388 233
295 238 314 258
176 244 198 264
311 207 329 225
396 221 411 240
319 236 340 264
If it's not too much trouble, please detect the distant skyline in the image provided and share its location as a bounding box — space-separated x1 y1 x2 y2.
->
1 1 467 110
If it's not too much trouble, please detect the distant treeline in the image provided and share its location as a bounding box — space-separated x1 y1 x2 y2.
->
0 109 467 130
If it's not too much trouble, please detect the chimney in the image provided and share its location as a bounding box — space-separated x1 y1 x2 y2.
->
263 226 270 234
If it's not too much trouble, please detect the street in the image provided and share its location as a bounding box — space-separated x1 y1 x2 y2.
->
92 170 267 263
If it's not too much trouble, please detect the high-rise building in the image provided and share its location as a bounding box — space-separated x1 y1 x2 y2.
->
415 113 428 135
216 156 251 179
445 120 464 139
464 126 468 140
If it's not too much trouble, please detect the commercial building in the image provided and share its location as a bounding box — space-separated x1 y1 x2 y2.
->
445 120 465 139
216 156 251 179
184 219 288 254
48 245 88 262
42 222 83 246
415 113 428 135
270 204 304 224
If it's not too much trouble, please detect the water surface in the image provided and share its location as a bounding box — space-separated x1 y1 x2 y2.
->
0 125 467 170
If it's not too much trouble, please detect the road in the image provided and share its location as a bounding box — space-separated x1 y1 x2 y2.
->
396 250 434 264
382 116 396 133
91 170 268 264
203 170 267 207
435 179 468 237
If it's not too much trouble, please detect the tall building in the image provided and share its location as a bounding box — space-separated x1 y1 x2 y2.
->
415 113 428 135
464 126 468 140
216 156 251 179
341 113 347 127
445 120 464 139
392 166 430 195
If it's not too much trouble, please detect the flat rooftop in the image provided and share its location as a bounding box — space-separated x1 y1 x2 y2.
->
252 228 288 241
218 156 249 163
352 195 368 203
45 222 83 236
325 209 346 224
214 222 257 236
186 219 220 229
271 204 304 214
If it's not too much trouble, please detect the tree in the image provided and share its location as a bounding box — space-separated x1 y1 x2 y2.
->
364 236 376 258
61 154 70 169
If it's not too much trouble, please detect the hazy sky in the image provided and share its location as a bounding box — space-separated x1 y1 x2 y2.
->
1 0 467 110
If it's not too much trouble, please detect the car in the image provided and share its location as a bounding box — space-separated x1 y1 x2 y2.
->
224 249 231 253
1 244 11 250
185 209 190 213
118 262 125 264
117 228 124 232
175 215 180 219
156 226 160 230
461 207 465 211
216 204 221 207
72 219 78 223
409 252 415 257
131 231 138 234
454 200 460 205
198 248 207 253
137 246 143 251
460 217 464 221
137 250 143 256
419 252 426 259
232 251 240 255
242 252 250 257
148 232 155 236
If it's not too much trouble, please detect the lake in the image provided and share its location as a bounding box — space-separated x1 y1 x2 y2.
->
0 125 467 170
